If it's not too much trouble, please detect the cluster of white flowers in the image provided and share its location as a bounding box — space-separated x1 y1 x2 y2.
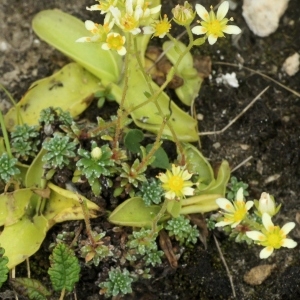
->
76 0 242 55
76 0 161 55
215 188 297 259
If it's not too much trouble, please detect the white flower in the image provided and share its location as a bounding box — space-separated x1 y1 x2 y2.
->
143 14 171 38
76 17 114 43
191 1 241 45
246 213 297 259
255 192 280 217
215 188 253 228
102 32 127 56
134 0 161 19
110 0 143 35
86 0 118 14
157 164 194 200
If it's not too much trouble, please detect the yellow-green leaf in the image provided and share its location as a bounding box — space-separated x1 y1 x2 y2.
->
44 182 102 227
4 63 102 131
32 9 122 83
0 214 48 269
109 197 161 227
0 188 33 226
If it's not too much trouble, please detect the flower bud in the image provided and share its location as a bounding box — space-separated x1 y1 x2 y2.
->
172 1 195 26
91 146 102 160
257 192 277 216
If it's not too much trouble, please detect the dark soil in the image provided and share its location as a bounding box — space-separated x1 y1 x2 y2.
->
1 0 300 299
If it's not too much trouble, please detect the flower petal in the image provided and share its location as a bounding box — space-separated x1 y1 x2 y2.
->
143 26 155 34
117 47 127 56
217 1 229 20
158 173 168 183
101 43 110 50
281 238 297 248
260 246 274 259
76 37 91 42
215 220 232 227
231 220 242 228
195 4 210 22
182 187 194 196
235 187 244 201
85 20 97 31
245 200 254 210
191 25 207 35
281 222 296 235
216 198 235 212
246 231 266 241
222 25 241 35
262 213 274 231
150 5 162 15
86 5 101 11
208 34 218 45
182 170 193 180
172 164 180 176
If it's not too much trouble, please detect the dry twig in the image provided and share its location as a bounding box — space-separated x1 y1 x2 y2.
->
200 86 269 136
213 234 236 298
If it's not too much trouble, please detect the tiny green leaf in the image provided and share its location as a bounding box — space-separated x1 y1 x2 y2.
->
10 278 51 300
0 247 9 288
124 129 144 154
146 144 169 169
48 243 80 292
193 38 206 46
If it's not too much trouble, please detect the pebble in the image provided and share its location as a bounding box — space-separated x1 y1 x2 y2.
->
282 53 300 76
242 0 290 37
244 264 276 285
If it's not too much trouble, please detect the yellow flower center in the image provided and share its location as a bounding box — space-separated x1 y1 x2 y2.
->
121 15 138 31
154 16 171 36
232 201 246 222
207 20 222 36
107 34 124 50
262 226 285 249
168 175 184 192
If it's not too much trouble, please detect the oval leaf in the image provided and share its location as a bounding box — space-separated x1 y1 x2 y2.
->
5 63 102 131
32 9 121 83
48 243 80 292
10 278 51 300
109 197 161 227
0 215 48 269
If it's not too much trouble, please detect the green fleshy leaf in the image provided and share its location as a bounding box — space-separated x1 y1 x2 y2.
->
124 129 144 154
163 41 202 106
146 144 169 169
25 148 47 188
0 188 33 226
0 215 48 269
5 63 102 131
48 243 80 292
193 38 206 46
166 199 182 218
0 247 9 288
10 278 51 300
108 197 162 227
32 9 121 83
180 143 214 187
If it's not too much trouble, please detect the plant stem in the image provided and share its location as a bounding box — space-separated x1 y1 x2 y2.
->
113 33 131 150
136 117 166 172
152 198 169 234
0 111 12 158
79 195 96 245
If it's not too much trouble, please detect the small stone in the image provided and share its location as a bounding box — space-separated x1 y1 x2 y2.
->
282 53 300 76
244 264 276 285
240 144 250 150
222 72 239 88
242 0 289 37
213 142 221 149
